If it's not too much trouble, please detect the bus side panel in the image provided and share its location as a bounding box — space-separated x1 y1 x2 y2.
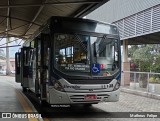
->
15 52 21 83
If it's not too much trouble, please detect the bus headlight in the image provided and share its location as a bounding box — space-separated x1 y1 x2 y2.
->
113 82 120 91
53 80 65 92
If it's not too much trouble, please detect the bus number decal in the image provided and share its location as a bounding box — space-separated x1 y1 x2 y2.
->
101 84 113 89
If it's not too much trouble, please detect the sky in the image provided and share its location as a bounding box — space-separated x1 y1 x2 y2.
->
0 37 24 58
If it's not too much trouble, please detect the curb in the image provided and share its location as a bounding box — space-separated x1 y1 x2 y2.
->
19 91 44 121
121 88 160 100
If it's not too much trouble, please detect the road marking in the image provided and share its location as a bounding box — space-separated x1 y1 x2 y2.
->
3 79 48 121
43 118 49 121
16 90 39 121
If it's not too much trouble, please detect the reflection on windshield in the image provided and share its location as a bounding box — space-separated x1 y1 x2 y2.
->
54 34 119 77
55 34 90 76
91 37 119 76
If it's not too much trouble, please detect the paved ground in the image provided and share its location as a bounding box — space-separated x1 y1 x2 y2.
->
0 76 39 121
49 92 160 121
0 76 160 121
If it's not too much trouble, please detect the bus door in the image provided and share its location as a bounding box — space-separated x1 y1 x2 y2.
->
15 52 21 83
40 34 49 100
20 47 31 89
28 48 37 92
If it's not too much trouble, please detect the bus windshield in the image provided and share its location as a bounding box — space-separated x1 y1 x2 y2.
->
54 33 119 77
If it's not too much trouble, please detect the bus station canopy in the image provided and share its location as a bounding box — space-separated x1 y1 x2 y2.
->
0 0 109 40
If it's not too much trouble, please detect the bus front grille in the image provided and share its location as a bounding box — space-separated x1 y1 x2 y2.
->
67 79 112 84
70 94 109 103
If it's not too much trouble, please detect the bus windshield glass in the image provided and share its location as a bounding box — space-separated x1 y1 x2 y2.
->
54 33 119 77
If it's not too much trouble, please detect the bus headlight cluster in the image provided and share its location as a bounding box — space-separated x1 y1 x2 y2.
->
113 82 120 91
53 80 65 92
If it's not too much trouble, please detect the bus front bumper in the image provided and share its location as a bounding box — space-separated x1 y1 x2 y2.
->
48 88 120 104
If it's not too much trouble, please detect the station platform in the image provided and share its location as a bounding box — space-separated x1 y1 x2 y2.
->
0 76 42 121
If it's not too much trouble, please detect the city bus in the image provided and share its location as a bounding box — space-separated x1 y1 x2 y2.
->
15 16 121 106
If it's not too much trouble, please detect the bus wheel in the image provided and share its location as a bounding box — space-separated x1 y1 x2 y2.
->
40 100 49 107
83 104 92 107
22 87 27 92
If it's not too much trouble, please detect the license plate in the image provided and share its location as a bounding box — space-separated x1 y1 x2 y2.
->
84 95 97 100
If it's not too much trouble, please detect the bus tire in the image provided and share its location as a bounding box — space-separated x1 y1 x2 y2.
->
22 87 27 92
83 104 92 107
40 100 49 107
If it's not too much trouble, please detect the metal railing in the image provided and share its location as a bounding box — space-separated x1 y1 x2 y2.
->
123 71 160 94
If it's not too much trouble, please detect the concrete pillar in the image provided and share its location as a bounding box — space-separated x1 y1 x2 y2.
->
6 37 11 75
123 39 128 62
121 40 130 86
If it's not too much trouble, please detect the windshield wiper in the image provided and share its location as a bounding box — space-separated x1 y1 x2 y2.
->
74 34 87 52
95 36 107 55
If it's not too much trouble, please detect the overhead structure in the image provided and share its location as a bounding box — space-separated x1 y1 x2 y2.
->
0 0 109 40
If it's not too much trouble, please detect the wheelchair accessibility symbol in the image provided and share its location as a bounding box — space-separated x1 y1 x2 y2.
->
92 64 100 74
